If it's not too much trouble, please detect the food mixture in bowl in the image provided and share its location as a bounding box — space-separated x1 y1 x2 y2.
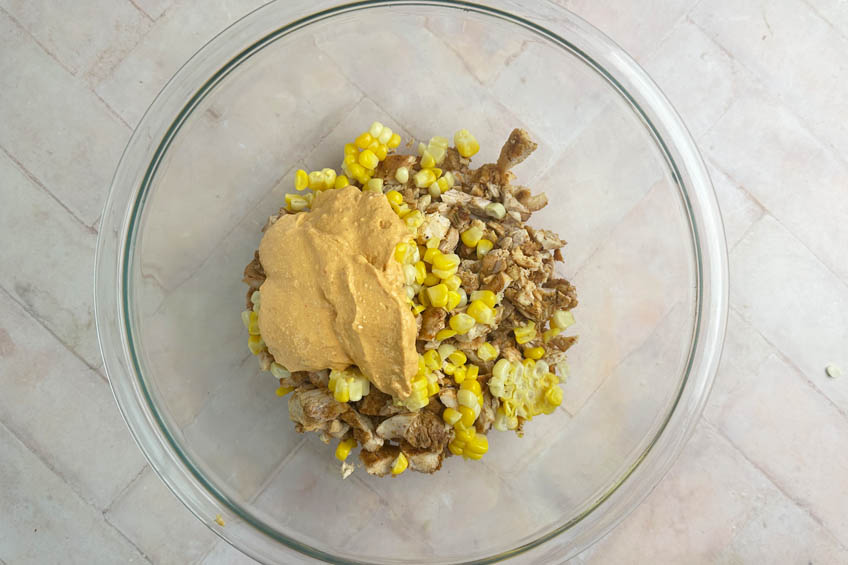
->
242 122 577 477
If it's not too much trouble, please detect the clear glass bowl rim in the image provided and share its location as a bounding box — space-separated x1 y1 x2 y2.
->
94 1 729 563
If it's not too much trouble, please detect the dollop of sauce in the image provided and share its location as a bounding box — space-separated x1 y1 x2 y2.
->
257 185 417 398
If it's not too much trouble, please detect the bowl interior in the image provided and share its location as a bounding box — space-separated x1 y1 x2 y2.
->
127 4 697 563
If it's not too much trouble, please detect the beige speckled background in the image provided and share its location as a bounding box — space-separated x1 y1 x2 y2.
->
1 0 847 563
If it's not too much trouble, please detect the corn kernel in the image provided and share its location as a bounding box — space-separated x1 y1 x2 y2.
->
453 364 467 384
414 169 436 188
334 175 350 189
461 226 484 248
420 150 436 169
378 127 393 145
355 132 373 149
545 385 563 407
369 121 384 138
443 407 461 425
469 290 497 308
395 203 411 217
423 247 441 263
391 452 408 475
294 169 309 191
525 346 545 360
543 327 563 343
552 309 575 330
432 253 460 271
457 388 479 409
458 404 476 427
248 335 264 353
335 438 356 461
374 143 388 161
344 142 358 156
466 300 495 325
448 350 467 366
448 442 464 456
428 182 441 199
443 171 456 188
394 242 409 263
454 128 480 158
443 275 461 291
284 193 307 211
364 178 383 193
395 166 409 184
446 290 462 311
387 132 402 149
308 171 324 190
404 210 424 229
460 379 482 395
418 287 431 308
514 321 537 344
465 434 488 456
477 342 499 362
435 328 457 341
386 190 403 206
321 168 336 190
413 304 426 315
466 364 479 380
423 349 441 370
247 311 260 335
275 385 294 397
485 202 506 219
349 162 366 181
270 363 290 380
428 144 446 165
449 313 475 334
426 283 449 308
476 239 494 257
423 272 440 286
358 149 379 169
437 343 456 360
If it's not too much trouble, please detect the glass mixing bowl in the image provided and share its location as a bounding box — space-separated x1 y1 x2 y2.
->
95 1 728 563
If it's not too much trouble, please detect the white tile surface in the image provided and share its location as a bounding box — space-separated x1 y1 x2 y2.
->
730 215 848 413
3 0 848 562
0 290 146 510
0 423 147 564
106 467 219 564
0 11 131 226
0 0 151 81
0 151 101 367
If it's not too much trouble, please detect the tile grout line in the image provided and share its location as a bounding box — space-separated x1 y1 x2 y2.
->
0 6 78 77
0 419 153 564
93 89 136 131
0 145 98 235
637 0 707 64
800 0 848 44
726 303 848 424
0 285 105 379
103 464 150 514
700 417 848 552
127 0 156 22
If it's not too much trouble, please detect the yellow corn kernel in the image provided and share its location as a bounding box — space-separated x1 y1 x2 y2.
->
443 362 456 376
374 143 388 161
461 226 484 248
546 385 564 407
460 379 482 395
377 127 393 145
448 442 464 456
284 193 307 211
453 364 467 384
423 272 440 286
448 350 467 366
321 168 336 190
514 321 537 344
391 452 408 475
432 253 460 271
358 149 379 169
466 364 479 380
414 261 427 284
413 169 437 188
442 407 461 425
454 128 480 158
525 346 545 360
476 238 494 257
552 309 576 330
423 349 441 370
449 313 475 334
355 132 373 149
344 153 357 167
477 342 498 361
443 275 461 291
270 363 290 380
426 283 449 308
344 142 358 156
543 327 563 343
369 121 384 138
413 303 426 315
465 434 488 457
395 203 411 217
395 166 409 184
394 242 409 263
466 300 495 325
247 335 265 354
418 287 431 308
446 290 462 311
458 404 476 427
426 237 442 249
435 328 457 341
457 388 479 408
428 182 441 199
364 178 383 193
275 385 294 397
428 380 440 396
306 171 322 190
335 438 357 461
349 162 366 181
334 175 350 189
485 202 506 219
423 247 441 264
294 169 309 191
431 167 442 178
470 290 497 308
387 132 402 149
404 210 424 229
247 311 260 335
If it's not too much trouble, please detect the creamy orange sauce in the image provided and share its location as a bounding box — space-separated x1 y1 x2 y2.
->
257 186 417 398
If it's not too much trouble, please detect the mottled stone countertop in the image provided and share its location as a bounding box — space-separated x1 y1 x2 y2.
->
1 0 846 563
